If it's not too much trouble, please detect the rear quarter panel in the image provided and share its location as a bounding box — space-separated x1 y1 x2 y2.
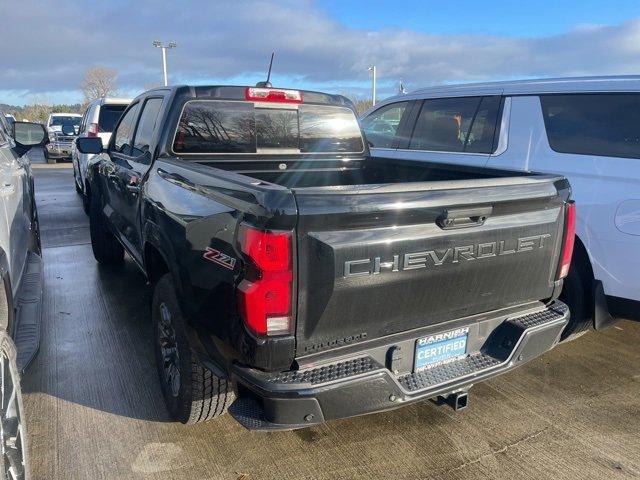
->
141 158 298 368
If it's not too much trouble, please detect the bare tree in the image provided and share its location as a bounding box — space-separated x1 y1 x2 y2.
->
340 91 373 116
351 99 373 116
23 96 52 123
80 66 118 104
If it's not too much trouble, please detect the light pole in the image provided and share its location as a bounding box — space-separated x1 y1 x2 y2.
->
153 41 177 86
368 65 377 106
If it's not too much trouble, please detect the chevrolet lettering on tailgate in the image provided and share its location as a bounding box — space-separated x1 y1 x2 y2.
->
344 234 552 277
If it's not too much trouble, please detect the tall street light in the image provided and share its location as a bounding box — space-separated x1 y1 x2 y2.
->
153 41 177 86
368 65 377 106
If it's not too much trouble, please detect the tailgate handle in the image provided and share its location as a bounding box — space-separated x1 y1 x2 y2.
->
437 206 493 230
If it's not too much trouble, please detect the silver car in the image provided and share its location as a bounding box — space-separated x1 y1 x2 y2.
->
0 112 47 479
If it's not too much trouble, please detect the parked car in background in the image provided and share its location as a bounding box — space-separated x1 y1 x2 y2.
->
45 113 82 163
71 97 131 213
0 114 48 479
361 75 640 339
77 85 574 430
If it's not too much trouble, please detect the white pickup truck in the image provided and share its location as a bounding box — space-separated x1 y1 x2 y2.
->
45 112 82 163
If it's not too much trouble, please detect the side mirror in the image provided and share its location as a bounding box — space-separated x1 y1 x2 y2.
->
61 124 76 135
12 122 48 148
76 137 103 154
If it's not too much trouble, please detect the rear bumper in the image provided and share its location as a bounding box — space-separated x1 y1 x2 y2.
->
229 301 569 430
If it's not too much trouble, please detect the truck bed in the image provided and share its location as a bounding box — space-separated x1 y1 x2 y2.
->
195 156 531 189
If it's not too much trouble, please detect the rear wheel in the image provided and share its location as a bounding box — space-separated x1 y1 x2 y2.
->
73 168 82 195
81 183 91 216
559 256 593 341
0 332 28 480
152 274 235 424
89 189 124 265
44 150 55 164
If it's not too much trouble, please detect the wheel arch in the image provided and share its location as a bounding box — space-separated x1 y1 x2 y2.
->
0 248 15 336
572 234 595 283
142 221 179 287
143 220 201 327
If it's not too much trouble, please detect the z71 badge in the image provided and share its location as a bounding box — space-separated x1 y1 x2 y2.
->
203 247 236 270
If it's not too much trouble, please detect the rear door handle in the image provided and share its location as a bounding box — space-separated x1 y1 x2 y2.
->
437 206 493 229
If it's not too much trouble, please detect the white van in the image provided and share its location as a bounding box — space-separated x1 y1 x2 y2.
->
361 76 640 339
71 97 131 212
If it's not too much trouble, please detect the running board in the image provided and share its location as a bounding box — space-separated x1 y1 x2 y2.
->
13 252 43 372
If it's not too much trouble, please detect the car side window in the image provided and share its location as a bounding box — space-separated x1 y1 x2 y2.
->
79 109 88 134
408 96 500 154
361 102 409 148
131 98 164 162
464 96 501 154
113 103 140 155
540 93 640 159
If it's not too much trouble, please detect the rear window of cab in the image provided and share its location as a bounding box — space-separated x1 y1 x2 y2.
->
172 100 364 154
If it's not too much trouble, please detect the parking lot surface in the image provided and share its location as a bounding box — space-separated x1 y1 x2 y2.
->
23 152 640 479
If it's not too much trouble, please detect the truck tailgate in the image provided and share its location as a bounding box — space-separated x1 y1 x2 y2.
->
292 176 568 359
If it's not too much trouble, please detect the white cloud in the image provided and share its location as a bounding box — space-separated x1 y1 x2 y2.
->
2 0 640 104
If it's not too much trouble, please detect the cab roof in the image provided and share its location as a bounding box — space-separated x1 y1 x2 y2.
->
142 85 355 109
370 76 640 113
411 75 640 96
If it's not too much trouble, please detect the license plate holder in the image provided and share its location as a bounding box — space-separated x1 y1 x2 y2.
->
414 327 469 372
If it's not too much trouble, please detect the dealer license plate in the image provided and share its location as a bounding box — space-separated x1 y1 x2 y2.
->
414 327 469 372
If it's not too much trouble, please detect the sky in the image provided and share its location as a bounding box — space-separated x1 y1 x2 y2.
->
2 0 640 106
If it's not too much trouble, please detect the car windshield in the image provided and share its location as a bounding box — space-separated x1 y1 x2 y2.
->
173 101 364 154
49 116 81 127
4 116 14 126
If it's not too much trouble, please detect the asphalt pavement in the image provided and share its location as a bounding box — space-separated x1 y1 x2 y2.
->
22 149 640 480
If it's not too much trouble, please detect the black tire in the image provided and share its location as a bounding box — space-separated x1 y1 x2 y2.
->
559 257 593 341
73 169 82 195
81 186 91 216
45 150 55 164
89 189 124 265
152 273 235 424
0 332 29 480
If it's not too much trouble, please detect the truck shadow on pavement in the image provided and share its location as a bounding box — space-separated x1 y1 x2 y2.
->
20 158 173 422
22 250 174 422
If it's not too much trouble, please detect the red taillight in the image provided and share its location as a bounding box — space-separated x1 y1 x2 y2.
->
245 87 303 103
87 123 99 137
557 202 576 279
237 225 293 336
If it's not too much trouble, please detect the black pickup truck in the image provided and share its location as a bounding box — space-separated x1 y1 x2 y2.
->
77 85 575 430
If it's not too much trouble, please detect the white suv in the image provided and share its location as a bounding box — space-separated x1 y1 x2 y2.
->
361 75 640 338
71 97 131 213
